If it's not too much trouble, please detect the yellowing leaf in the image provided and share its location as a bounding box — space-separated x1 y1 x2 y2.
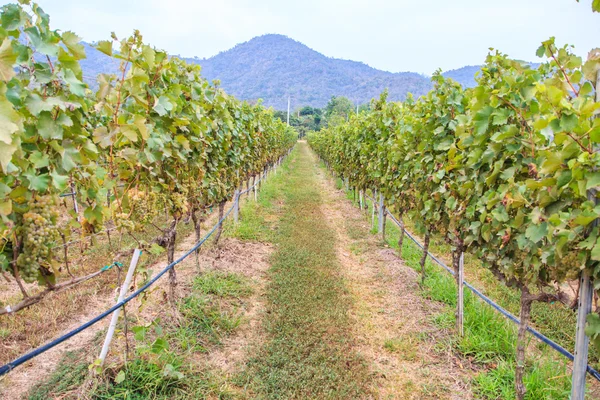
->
0 38 16 82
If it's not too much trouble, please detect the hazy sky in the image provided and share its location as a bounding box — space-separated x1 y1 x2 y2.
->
4 0 599 74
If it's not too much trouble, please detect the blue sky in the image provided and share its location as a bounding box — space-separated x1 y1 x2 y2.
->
4 0 599 74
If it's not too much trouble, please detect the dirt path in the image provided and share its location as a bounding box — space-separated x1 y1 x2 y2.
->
308 146 473 399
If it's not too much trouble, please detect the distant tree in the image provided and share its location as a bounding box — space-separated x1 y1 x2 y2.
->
358 103 370 113
324 96 354 125
299 106 316 116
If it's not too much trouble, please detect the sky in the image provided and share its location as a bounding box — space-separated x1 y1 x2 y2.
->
3 0 599 74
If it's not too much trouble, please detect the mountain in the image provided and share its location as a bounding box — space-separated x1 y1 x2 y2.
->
442 65 481 88
77 34 488 109
80 42 120 82
185 34 433 109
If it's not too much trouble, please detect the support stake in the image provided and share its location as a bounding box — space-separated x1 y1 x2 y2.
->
571 270 593 400
457 251 464 337
233 189 240 224
378 192 385 237
98 249 142 365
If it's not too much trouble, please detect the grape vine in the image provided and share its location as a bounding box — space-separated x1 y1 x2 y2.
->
0 1 296 305
309 39 600 399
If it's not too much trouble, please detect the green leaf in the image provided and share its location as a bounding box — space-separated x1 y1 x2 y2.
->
1 4 23 30
560 113 578 132
149 243 165 255
38 112 63 140
114 370 126 384
586 172 600 191
0 94 20 145
26 173 50 192
151 337 168 354
536 45 546 58
163 364 184 380
61 31 86 60
29 151 49 169
586 313 600 355
142 45 155 69
491 109 510 126
0 140 18 172
525 222 547 243
132 326 147 341
153 96 173 116
64 69 86 96
50 170 69 191
473 106 493 135
95 40 113 56
24 27 58 57
591 237 600 261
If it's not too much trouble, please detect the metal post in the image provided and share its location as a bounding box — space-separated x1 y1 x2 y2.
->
254 175 258 202
71 182 80 223
571 68 600 399
372 190 376 229
457 251 464 337
287 96 290 126
571 270 593 399
233 189 240 224
378 192 385 235
99 249 142 365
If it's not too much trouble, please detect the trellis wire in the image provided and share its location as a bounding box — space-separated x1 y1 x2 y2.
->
0 152 289 377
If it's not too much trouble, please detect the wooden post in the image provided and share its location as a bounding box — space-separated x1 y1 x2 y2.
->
457 251 465 337
359 190 364 210
99 249 141 365
233 189 240 224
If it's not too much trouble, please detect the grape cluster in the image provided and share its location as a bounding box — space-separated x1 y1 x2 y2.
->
16 195 60 283
169 192 189 219
130 191 158 225
113 212 135 231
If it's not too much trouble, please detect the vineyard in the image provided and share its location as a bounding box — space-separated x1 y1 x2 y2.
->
1 0 600 399
308 27 600 399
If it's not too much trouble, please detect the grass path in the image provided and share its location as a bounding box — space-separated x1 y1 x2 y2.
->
239 142 372 399
236 142 475 399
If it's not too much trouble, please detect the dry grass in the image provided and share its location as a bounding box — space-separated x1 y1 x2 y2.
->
0 191 261 398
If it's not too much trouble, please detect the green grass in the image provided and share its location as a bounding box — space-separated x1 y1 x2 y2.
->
93 353 187 400
174 273 250 353
192 271 253 298
352 190 576 398
27 350 89 400
382 204 595 368
238 143 371 399
94 272 254 399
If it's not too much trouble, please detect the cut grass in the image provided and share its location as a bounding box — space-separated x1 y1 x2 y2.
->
27 350 89 400
174 272 250 353
238 143 372 399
